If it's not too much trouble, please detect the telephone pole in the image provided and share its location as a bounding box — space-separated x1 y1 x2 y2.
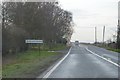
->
103 26 105 43
95 27 97 43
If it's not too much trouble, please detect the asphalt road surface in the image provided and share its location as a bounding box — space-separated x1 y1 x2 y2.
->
42 43 119 78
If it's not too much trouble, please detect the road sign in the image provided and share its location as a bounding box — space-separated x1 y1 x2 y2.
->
25 39 43 44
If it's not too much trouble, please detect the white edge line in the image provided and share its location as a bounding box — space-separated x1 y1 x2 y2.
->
86 48 120 67
42 47 72 78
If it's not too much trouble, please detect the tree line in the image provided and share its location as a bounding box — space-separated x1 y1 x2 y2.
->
2 2 73 55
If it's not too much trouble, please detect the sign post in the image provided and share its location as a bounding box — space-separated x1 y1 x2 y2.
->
25 39 43 56
25 40 43 44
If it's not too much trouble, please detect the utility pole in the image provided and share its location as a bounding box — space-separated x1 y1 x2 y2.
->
103 26 105 43
95 27 97 43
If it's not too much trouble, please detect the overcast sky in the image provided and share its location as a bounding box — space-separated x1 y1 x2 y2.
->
0 0 119 43
59 0 119 43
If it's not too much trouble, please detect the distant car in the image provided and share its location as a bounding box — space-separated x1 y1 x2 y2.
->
75 41 79 45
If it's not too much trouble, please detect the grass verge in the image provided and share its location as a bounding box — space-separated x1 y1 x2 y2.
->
107 48 120 53
94 44 120 53
2 50 62 78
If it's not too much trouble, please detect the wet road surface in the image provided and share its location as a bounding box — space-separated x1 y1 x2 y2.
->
43 44 119 78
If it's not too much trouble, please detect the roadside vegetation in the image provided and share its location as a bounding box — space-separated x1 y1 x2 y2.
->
2 1 73 78
94 43 120 53
2 2 73 56
3 50 58 78
3 44 69 78
106 47 120 53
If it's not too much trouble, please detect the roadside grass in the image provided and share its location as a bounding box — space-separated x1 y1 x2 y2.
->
3 51 59 78
49 44 67 51
40 44 68 51
107 48 120 53
94 44 120 53
3 44 67 78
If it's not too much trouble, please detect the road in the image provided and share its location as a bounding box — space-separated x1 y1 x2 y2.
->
42 43 119 78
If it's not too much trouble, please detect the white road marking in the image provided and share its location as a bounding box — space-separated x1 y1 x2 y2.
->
86 48 120 67
43 47 72 78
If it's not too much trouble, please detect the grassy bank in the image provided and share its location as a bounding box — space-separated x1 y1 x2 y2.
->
3 44 68 78
107 48 120 53
36 43 68 51
94 44 120 53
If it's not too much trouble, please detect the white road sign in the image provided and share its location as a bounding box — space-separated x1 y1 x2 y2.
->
25 40 43 43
